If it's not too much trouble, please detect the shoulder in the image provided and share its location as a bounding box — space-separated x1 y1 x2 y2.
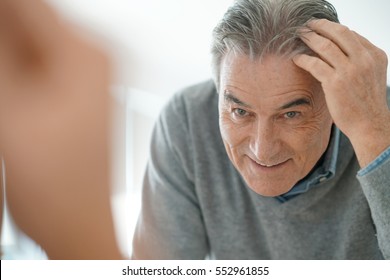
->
167 79 218 115
150 80 221 183
159 79 218 130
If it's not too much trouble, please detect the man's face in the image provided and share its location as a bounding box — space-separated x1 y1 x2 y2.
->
218 53 333 196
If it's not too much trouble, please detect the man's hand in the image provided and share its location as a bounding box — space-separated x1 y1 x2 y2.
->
293 19 390 168
0 0 122 259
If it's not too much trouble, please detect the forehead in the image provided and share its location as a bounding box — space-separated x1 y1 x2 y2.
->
219 53 321 102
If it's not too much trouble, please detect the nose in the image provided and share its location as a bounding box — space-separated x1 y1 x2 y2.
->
249 119 280 162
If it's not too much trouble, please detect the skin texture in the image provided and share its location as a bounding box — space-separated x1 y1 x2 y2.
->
0 0 122 259
218 54 333 196
294 19 390 168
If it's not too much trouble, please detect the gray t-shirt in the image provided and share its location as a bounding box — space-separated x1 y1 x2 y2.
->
132 80 390 259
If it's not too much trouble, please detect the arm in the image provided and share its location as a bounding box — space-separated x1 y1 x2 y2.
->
293 19 390 259
0 0 122 259
132 94 209 259
355 88 390 259
357 146 390 259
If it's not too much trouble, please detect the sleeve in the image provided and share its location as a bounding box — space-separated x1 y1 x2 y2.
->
131 93 209 259
357 147 390 259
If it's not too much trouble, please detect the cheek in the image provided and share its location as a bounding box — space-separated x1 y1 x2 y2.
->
218 113 252 159
218 101 241 144
285 114 333 162
219 115 240 145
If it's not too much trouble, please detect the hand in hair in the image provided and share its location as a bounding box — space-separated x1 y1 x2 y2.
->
294 19 390 168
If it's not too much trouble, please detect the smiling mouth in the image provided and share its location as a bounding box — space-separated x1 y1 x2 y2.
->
251 158 289 168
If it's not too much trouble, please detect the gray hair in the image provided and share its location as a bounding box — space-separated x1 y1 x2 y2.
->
211 0 339 90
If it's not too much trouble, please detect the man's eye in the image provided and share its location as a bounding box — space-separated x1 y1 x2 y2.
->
284 111 299 119
233 108 248 117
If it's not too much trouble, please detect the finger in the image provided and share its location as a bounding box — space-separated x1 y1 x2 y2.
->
300 29 348 68
293 54 334 84
353 31 388 64
307 19 362 57
352 31 375 49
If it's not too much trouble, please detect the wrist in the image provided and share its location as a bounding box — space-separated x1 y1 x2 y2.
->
349 113 390 168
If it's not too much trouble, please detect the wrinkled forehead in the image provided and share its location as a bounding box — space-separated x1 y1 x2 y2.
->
219 52 323 102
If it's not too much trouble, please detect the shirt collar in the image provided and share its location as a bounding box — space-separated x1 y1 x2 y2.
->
276 125 340 202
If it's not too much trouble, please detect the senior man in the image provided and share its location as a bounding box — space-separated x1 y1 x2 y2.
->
133 0 390 259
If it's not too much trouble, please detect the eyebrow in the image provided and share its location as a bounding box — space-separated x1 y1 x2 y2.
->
223 91 252 108
224 91 312 110
279 98 311 110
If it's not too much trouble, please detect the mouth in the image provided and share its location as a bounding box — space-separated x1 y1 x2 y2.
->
250 157 290 169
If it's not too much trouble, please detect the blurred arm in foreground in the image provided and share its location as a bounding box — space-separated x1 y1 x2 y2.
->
0 0 122 259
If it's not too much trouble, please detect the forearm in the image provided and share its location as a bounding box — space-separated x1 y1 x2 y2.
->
357 147 390 259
